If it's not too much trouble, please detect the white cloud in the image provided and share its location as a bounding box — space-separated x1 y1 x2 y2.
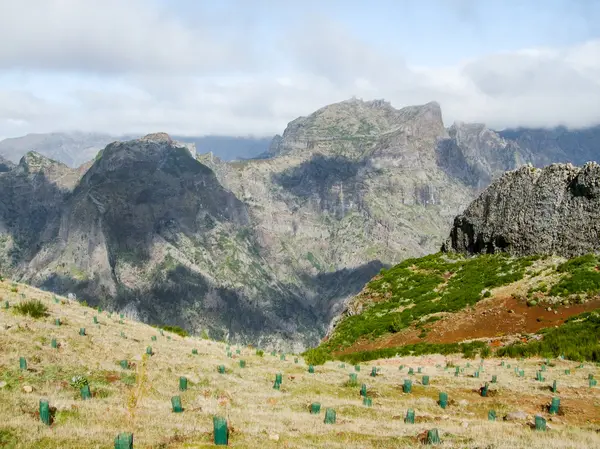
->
0 3 598 137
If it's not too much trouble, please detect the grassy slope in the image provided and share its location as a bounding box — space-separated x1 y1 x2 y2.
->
1 278 600 448
306 253 600 365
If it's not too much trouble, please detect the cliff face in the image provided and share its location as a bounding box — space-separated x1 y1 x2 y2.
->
446 162 600 257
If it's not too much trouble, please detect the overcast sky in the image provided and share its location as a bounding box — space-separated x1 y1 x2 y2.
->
1 0 599 138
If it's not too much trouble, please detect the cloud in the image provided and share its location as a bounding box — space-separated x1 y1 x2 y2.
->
0 0 255 73
0 3 599 137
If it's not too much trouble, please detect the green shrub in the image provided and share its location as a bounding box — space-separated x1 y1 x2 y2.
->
158 325 189 337
549 255 600 297
14 300 48 318
69 375 89 389
497 312 600 362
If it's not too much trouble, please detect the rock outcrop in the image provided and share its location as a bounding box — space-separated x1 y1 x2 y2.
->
446 162 600 257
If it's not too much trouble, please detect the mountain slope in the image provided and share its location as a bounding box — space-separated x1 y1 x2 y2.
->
2 280 599 448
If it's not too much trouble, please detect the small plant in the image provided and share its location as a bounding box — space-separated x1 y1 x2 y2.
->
256 349 264 357
14 300 48 318
10 287 18 293
70 375 89 389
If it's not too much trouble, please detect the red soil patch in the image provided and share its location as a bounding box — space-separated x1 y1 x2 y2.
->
339 297 600 355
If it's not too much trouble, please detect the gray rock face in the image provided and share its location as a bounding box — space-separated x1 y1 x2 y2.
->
446 162 600 257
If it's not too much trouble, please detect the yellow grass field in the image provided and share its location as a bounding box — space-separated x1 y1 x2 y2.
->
1 278 599 448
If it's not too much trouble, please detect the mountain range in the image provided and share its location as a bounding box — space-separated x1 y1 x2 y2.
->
0 98 598 350
0 132 271 167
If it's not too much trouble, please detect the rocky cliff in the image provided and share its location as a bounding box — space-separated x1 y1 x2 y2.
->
446 162 600 257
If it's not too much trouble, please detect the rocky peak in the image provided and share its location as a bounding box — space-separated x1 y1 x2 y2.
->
445 161 600 257
139 132 173 143
0 155 15 172
18 151 65 173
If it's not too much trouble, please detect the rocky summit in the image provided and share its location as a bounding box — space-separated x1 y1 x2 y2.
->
446 162 600 257
0 99 599 349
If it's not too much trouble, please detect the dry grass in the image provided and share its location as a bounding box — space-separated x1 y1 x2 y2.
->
0 279 599 448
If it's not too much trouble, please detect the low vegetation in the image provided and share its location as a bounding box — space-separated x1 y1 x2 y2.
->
13 299 48 318
497 312 600 361
157 325 189 337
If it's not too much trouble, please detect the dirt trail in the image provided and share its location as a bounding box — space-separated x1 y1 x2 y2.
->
340 297 600 354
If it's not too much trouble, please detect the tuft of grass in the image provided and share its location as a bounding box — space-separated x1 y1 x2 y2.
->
13 299 48 318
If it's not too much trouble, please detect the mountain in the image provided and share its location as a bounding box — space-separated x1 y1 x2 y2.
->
0 132 271 168
498 124 600 168
446 162 600 257
1 98 599 349
0 132 117 168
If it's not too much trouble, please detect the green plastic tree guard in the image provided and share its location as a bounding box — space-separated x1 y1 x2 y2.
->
408 367 414 375
349 373 358 386
270 351 276 356
418 367 422 374
404 408 415 424
324 408 336 424
501 361 505 367
310 402 321 414
179 376 188 392
339 363 345 368
439 392 448 409
98 307 102 313
399 365 404 370
120 360 129 370
275 373 283 383
354 364 361 372
565 369 570 375
422 375 430 386
491 375 497 383
280 354 285 361
192 349 198 355
294 357 299 364
552 380 557 393
273 381 281 390
360 383 367 397
218 365 225 374
39 399 50 425
54 318 61 326
519 370 525 377
481 383 489 397
590 379 597 387
370 367 377 377
51 338 57 349
4 300 9 309
19 357 27 371
549 397 560 415
213 416 228 445
146 346 153 356
114 433 133 449
535 415 547 431
507 364 511 369
80 384 92 400
120 331 126 338
363 396 372 407
79 328 86 336
466 362 471 368
93 316 98 324
488 410 496 421
541 365 546 371
239 360 246 368
171 395 183 413
151 336 157 342
474 371 480 378
427 429 441 445
120 313 124 319
455 367 460 377
308 365 315 374
403 379 412 394
589 374 595 380
236 349 241 355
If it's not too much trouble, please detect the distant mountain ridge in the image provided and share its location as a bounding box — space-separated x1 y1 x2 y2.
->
0 132 271 168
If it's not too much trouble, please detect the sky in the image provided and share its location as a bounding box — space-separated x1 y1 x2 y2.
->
0 0 599 139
